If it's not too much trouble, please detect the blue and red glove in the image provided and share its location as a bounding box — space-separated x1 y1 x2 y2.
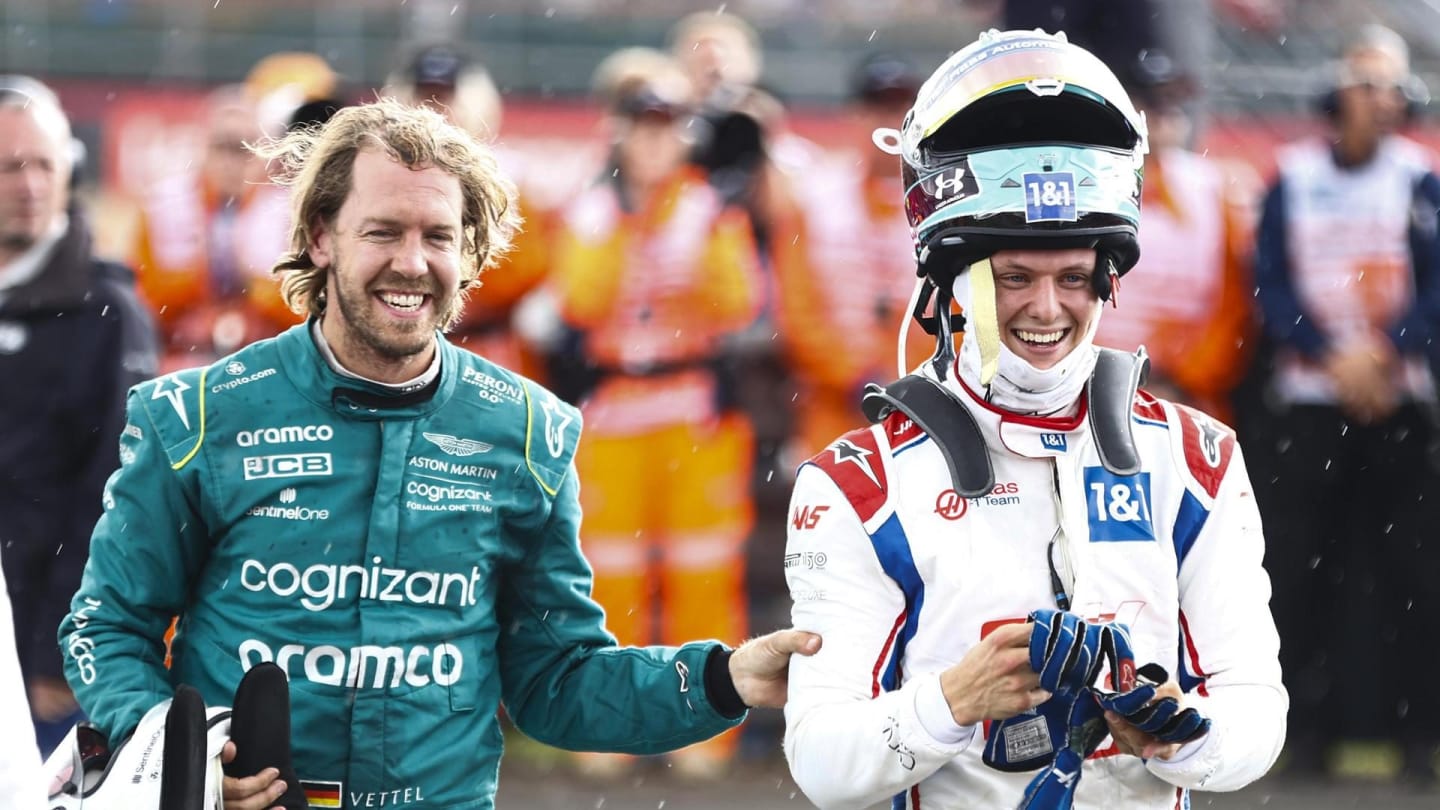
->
1094 663 1211 745
1026 609 1109 694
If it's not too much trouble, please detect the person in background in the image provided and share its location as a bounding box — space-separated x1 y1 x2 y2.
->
59 97 817 810
1251 23 1440 781
1091 51 1258 422
782 29 1285 808
0 76 158 755
130 84 295 371
385 43 556 382
772 53 931 462
548 49 765 780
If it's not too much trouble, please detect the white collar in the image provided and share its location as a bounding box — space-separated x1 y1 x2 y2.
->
0 214 70 303
310 319 441 394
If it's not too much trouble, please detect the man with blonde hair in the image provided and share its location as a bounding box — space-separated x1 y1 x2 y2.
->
59 97 818 810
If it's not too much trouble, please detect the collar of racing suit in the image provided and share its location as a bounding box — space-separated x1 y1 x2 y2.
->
938 363 1093 461
270 318 454 420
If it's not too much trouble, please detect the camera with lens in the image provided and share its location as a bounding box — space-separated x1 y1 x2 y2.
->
689 82 767 204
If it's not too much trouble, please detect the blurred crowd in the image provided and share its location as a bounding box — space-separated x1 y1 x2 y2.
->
4 0 1440 796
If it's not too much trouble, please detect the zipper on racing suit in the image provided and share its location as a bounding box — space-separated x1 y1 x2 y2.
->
1045 460 1075 611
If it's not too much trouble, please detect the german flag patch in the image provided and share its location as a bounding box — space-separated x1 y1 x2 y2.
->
301 780 343 808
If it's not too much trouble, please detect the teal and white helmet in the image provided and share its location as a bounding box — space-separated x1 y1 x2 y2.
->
896 29 1148 300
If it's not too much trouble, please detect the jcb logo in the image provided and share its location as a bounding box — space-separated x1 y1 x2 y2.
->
243 453 333 481
791 505 830 531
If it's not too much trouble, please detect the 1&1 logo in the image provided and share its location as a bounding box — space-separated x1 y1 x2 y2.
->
1083 467 1155 542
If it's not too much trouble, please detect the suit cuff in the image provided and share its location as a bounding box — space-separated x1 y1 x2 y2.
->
913 673 977 746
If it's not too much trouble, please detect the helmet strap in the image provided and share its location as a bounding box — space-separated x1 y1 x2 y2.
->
967 257 1002 387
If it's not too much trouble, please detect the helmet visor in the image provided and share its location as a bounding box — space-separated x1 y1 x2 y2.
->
905 144 1141 246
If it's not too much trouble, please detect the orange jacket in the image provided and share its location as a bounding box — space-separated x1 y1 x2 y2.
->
1093 148 1258 419
772 164 932 455
131 175 297 358
551 167 762 435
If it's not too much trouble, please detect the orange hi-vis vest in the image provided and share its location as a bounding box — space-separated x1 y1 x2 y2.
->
773 162 932 455
132 174 296 350
1093 148 1256 417
552 167 763 435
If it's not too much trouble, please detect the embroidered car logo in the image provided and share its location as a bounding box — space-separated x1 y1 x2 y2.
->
422 432 494 457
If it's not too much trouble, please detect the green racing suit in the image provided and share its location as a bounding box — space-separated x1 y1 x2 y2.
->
59 322 743 809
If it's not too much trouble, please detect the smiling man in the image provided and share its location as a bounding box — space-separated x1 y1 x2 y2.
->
781 30 1286 809
56 98 818 810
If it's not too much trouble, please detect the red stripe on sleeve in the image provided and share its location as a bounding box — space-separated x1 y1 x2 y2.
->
872 610 907 697
1178 610 1210 697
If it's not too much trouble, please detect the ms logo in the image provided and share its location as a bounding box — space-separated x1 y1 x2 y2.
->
1083 467 1155 542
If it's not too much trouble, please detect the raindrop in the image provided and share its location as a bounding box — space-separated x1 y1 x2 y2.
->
1384 522 1395 534
1398 699 1410 718
766 469 774 482
450 4 459 14
868 30 877 42
1278 35 1287 46
657 803 665 809
1307 555 1322 570
213 0 220 7
545 7 556 17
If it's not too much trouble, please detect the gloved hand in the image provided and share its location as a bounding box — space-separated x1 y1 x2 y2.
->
1016 689 1111 810
982 685 1078 772
1027 609 1108 694
1095 663 1211 745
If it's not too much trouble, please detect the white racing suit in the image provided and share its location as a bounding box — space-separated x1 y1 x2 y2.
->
782 371 1287 809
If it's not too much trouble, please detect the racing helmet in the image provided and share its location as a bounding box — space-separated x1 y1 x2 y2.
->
896 29 1149 300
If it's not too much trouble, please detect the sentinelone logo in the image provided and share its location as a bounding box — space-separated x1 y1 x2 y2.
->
211 367 277 393
247 487 330 520
246 503 330 520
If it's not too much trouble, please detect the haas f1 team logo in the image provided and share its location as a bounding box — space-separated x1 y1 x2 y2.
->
934 490 968 521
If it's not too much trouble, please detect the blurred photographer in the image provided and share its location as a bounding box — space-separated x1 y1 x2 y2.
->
668 12 806 236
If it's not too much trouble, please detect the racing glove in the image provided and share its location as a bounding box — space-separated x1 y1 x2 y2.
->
1027 609 1109 694
982 685 1080 772
1015 689 1110 810
1094 662 1211 745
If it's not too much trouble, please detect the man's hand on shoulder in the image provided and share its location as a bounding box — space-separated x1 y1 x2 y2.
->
728 629 823 709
